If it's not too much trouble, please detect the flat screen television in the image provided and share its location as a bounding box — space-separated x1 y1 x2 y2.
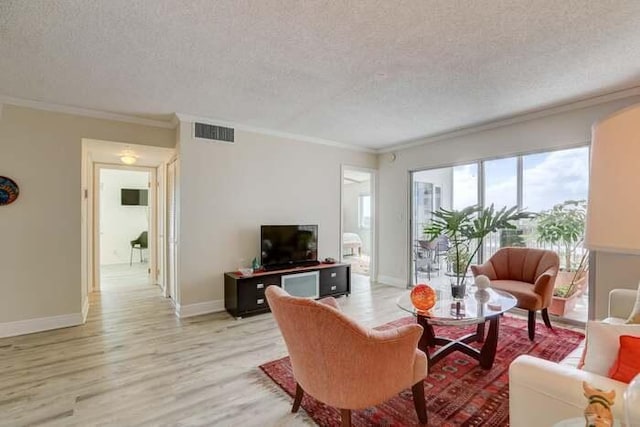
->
261 225 318 270
121 188 148 206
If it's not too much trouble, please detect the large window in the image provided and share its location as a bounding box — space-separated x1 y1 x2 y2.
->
410 146 590 322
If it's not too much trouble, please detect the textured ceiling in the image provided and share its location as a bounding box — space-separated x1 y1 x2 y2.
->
1 1 640 149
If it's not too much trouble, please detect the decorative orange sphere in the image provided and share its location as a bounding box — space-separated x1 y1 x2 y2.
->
410 284 437 311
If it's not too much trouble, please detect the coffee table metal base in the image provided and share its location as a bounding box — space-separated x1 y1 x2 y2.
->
416 314 499 371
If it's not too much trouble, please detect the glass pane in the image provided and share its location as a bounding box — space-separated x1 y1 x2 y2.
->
411 168 452 285
483 157 518 259
452 164 478 209
523 146 590 270
523 146 589 212
522 146 590 323
413 165 477 239
411 163 478 285
484 157 518 209
452 163 480 266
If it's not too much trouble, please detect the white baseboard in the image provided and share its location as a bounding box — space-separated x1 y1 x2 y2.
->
175 299 225 318
0 312 83 338
377 275 409 289
82 297 90 323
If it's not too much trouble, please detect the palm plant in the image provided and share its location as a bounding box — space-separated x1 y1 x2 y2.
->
425 205 534 286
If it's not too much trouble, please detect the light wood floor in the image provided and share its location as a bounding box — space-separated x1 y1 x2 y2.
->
0 274 408 426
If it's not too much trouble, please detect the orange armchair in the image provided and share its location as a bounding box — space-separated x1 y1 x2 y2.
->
471 247 559 341
265 286 428 427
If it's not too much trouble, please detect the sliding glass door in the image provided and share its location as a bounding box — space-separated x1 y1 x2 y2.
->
410 146 589 322
411 163 477 287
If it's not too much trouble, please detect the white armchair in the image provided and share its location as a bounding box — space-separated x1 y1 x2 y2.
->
509 289 638 426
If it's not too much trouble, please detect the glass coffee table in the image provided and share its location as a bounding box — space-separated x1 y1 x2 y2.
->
397 287 517 371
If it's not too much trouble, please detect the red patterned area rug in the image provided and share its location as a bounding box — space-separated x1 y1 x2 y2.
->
259 315 584 426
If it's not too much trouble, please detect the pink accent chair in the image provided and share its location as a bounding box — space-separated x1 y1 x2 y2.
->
471 247 559 341
265 286 428 427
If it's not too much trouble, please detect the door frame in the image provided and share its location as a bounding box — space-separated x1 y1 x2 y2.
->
92 163 158 291
340 165 377 281
165 156 179 301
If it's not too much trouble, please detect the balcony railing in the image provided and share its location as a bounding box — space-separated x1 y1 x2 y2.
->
483 225 587 271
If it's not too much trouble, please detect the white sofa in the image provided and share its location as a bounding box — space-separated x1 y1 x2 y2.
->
509 289 638 426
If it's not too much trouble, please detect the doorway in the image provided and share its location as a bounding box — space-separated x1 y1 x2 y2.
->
97 166 154 291
81 139 176 320
341 166 375 278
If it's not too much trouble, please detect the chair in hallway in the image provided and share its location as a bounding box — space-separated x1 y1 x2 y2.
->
130 231 148 266
471 247 559 341
265 286 429 427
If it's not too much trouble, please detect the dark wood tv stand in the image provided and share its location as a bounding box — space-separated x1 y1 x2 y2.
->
224 263 351 318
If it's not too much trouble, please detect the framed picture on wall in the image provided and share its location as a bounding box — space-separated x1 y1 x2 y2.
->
0 176 19 206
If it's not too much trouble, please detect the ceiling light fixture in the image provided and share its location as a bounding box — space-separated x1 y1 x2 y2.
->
120 150 138 165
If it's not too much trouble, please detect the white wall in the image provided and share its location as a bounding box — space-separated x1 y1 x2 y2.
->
342 179 372 255
99 169 150 265
377 95 640 318
594 252 640 318
176 121 377 309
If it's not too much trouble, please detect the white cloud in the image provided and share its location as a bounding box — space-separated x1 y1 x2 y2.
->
522 148 589 211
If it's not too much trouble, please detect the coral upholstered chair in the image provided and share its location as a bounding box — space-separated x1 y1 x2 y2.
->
265 286 428 427
471 247 559 341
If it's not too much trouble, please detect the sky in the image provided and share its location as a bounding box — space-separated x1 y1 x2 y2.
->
452 146 589 212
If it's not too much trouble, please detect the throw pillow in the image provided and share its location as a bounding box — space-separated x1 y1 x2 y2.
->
581 321 640 376
627 282 640 324
608 335 640 383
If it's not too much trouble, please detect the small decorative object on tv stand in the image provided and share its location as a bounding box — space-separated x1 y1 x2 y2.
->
224 263 351 318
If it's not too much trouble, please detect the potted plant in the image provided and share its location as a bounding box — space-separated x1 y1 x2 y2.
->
425 204 533 297
535 200 588 316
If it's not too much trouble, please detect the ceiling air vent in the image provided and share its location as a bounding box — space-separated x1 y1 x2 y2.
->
194 122 235 143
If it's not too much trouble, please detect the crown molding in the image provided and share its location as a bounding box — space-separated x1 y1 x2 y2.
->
0 95 175 129
170 113 181 128
5 85 638 154
175 112 376 154
377 86 640 153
